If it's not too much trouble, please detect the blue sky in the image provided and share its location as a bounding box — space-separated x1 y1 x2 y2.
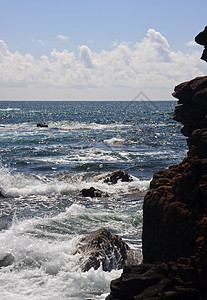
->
0 0 207 100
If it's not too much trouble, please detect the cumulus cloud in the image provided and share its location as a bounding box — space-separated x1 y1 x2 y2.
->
0 40 9 57
186 40 198 47
0 29 205 100
79 45 94 68
56 35 69 40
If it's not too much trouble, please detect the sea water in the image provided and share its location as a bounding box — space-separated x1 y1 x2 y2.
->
0 101 186 299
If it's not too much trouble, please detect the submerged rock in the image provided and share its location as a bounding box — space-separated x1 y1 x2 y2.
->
80 187 108 198
103 169 133 184
0 252 14 268
76 228 140 272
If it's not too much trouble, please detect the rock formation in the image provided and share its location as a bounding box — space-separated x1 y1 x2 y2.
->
106 30 207 299
80 187 108 198
103 169 133 184
0 252 14 268
195 26 207 62
76 228 140 272
107 257 202 299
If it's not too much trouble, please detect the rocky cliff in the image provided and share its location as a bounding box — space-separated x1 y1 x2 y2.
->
106 33 207 298
143 76 207 267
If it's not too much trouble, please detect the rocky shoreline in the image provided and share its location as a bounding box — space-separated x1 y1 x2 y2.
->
106 29 207 300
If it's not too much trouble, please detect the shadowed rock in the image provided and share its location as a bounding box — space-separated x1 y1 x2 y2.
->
106 257 202 300
103 169 133 184
80 187 108 198
195 26 207 62
107 30 207 298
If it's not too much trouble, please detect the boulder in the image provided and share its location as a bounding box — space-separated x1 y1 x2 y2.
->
76 228 139 272
0 252 14 268
103 169 133 184
80 187 108 198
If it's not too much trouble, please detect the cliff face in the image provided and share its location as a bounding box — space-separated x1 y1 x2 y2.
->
106 77 207 300
143 76 207 265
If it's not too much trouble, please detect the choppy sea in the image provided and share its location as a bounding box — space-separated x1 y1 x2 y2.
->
0 100 186 299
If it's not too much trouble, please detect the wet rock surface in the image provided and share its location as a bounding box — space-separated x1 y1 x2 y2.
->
80 187 108 198
76 228 140 272
0 252 14 268
103 169 133 184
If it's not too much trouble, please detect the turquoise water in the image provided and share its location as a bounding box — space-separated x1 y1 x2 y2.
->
0 101 185 299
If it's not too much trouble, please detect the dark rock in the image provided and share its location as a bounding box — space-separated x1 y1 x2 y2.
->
0 252 14 268
106 30 207 300
172 76 207 137
76 228 139 272
80 187 108 198
195 26 207 62
103 169 133 184
37 122 48 128
106 258 202 300
142 76 207 268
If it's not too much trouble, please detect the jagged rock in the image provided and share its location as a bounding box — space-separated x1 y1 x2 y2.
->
103 169 133 184
106 257 202 300
195 26 207 62
172 76 207 137
76 228 140 272
0 252 14 268
107 35 207 298
80 187 108 198
142 76 207 266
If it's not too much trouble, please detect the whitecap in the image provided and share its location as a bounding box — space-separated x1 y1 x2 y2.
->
49 120 131 131
104 137 125 145
0 108 21 112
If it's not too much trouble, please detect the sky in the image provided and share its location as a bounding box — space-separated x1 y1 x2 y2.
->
0 0 207 101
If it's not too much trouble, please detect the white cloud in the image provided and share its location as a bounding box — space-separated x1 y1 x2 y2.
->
56 35 69 40
79 45 94 68
32 39 46 46
0 29 205 100
185 40 198 47
0 40 9 57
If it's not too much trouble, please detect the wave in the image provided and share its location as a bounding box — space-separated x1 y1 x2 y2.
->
48 120 132 131
104 137 126 145
0 108 21 112
0 122 37 131
0 165 150 198
0 209 122 299
0 120 131 133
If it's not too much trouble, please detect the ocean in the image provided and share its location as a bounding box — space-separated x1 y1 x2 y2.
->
0 100 186 299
